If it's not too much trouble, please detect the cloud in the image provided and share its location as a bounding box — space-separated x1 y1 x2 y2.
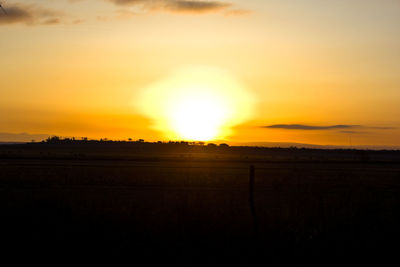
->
108 0 239 14
166 1 231 13
0 0 249 26
264 124 360 130
72 19 85 24
0 5 34 25
224 9 252 16
262 124 396 131
110 0 144 5
43 18 61 25
0 3 62 26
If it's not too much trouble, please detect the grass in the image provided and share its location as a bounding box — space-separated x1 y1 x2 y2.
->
0 142 399 265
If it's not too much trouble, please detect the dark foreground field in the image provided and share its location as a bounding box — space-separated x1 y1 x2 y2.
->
1 142 400 265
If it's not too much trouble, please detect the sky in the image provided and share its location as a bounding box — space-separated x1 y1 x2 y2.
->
1 0 400 146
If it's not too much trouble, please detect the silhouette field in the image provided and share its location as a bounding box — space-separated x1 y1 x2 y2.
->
1 140 399 265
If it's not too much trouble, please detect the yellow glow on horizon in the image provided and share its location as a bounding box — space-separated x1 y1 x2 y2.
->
135 66 255 141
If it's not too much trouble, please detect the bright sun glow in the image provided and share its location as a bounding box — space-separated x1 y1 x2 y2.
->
168 90 229 141
135 66 254 141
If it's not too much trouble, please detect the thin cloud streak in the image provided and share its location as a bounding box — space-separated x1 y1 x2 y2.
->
108 0 241 14
167 1 231 13
264 124 360 130
224 9 252 16
262 124 396 131
0 3 61 26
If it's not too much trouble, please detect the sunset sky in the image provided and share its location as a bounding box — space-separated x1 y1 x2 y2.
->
1 0 400 146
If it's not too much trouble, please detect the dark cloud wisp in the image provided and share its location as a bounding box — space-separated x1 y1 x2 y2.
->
109 0 240 14
264 124 360 130
0 5 33 25
167 1 231 13
0 4 61 26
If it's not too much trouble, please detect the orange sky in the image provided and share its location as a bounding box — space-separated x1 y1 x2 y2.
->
1 0 400 146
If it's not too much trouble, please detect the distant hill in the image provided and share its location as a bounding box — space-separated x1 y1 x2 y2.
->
229 141 400 151
0 132 49 142
1 133 399 150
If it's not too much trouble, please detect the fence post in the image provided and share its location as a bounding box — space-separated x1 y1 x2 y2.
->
249 165 258 236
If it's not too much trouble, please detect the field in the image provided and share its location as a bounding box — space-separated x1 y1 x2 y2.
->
1 142 400 265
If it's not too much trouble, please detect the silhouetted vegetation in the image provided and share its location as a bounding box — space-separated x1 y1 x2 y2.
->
2 136 397 163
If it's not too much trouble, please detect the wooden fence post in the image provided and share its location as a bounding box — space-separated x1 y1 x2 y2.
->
249 165 258 236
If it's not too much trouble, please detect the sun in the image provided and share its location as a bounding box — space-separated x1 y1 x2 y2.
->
167 89 229 141
135 66 254 141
